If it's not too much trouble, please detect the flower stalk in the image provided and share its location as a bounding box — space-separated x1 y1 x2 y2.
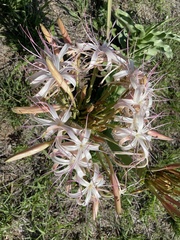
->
107 0 112 39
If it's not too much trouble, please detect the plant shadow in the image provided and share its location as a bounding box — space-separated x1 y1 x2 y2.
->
0 0 51 54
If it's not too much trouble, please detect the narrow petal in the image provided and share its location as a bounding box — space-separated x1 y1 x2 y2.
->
89 51 99 68
113 70 129 81
34 78 54 98
84 187 92 206
61 109 72 123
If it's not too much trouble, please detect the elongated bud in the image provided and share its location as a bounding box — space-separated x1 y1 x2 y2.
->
110 172 122 214
150 163 180 172
46 57 76 106
57 18 72 44
148 130 173 141
6 140 54 162
12 104 61 114
40 24 53 44
92 197 99 221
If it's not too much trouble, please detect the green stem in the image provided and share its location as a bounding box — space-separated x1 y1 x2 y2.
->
86 68 98 104
107 0 112 39
97 151 110 176
98 85 118 103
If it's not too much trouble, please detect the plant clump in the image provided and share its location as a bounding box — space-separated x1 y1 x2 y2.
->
6 13 179 220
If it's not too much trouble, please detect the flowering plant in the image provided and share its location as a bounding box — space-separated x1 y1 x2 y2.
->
6 8 179 220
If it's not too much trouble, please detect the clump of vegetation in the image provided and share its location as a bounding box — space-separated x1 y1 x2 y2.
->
1 0 179 239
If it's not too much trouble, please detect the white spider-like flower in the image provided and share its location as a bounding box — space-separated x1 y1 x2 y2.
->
50 127 100 178
113 113 152 160
76 41 126 70
64 128 100 161
32 103 72 138
50 147 91 178
29 44 76 99
115 84 153 116
69 163 105 206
